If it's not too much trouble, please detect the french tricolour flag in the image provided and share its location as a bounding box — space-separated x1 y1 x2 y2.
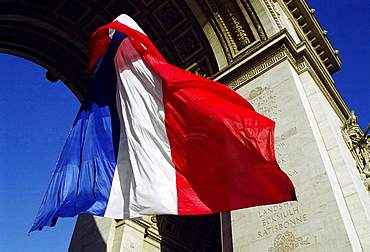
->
30 15 295 233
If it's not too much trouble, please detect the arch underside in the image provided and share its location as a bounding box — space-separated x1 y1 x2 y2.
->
0 0 263 100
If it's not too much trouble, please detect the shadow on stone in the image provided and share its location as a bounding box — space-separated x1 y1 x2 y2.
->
157 213 222 252
68 214 107 252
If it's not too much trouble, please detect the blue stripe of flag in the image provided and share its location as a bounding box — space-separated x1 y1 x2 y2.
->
30 31 128 232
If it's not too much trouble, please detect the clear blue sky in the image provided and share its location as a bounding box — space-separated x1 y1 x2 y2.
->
0 2 369 251
0 55 80 251
309 0 370 130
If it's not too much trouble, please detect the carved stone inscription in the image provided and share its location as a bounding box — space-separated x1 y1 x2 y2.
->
275 127 298 164
247 86 282 120
256 202 308 239
243 86 310 248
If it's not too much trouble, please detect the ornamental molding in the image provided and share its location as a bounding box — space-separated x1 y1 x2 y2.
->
226 46 288 89
203 0 265 62
209 0 256 54
294 56 307 73
240 0 267 41
214 33 348 131
262 0 283 30
222 42 313 90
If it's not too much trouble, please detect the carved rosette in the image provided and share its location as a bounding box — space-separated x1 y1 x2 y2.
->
268 231 310 252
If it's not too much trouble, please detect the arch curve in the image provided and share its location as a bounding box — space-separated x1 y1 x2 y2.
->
0 0 265 101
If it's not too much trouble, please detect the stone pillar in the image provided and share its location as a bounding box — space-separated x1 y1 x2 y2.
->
219 46 370 251
68 215 161 252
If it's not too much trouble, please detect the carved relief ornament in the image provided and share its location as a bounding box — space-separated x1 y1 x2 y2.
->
208 0 258 56
268 231 310 252
341 111 370 192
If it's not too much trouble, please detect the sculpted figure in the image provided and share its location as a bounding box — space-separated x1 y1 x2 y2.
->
342 111 361 148
342 112 370 192
360 136 370 164
362 164 370 191
345 112 363 160
361 136 370 190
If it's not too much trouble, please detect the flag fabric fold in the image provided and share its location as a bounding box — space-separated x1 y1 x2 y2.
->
30 14 295 233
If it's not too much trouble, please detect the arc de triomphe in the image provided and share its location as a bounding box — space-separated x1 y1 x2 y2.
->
1 0 369 251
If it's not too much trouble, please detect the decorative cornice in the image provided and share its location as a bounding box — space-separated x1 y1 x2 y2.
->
222 43 315 90
295 56 307 73
212 30 350 127
282 0 341 74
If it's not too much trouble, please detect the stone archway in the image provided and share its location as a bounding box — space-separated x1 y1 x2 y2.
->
4 1 362 252
0 1 213 100
0 1 271 250
0 0 266 101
